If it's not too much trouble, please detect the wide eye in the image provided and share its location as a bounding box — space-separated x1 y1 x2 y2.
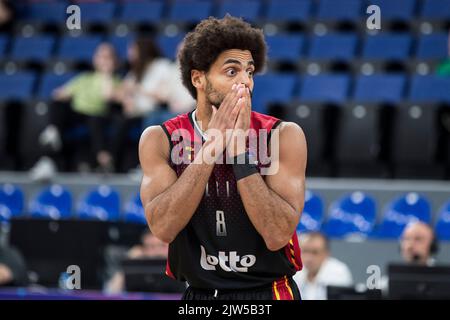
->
247 69 254 77
226 68 236 77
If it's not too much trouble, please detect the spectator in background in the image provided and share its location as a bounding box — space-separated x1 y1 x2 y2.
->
379 221 439 296
400 221 438 266
112 38 194 172
104 231 168 295
29 43 121 181
436 30 450 75
0 244 28 287
293 232 353 300
436 30 450 177
0 0 14 33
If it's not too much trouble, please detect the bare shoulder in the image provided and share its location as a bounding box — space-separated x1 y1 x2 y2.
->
139 125 170 160
278 121 306 146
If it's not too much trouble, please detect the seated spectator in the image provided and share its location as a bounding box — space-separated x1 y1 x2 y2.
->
0 243 28 287
293 232 353 300
400 221 438 266
112 37 194 172
104 231 168 294
29 43 121 180
436 30 450 76
0 0 14 33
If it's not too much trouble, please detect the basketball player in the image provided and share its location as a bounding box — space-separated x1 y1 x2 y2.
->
139 16 307 300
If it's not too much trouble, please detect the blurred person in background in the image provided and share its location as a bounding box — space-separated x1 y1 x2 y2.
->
436 30 450 177
436 30 450 75
400 221 438 266
0 0 14 33
379 221 439 295
293 232 353 300
29 43 121 180
0 241 28 287
104 231 168 294
113 38 194 172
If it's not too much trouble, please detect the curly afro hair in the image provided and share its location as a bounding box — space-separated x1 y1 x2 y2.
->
178 15 267 99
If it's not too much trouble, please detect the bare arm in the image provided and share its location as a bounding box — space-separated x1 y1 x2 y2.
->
236 122 307 251
0 264 13 286
139 126 215 243
52 86 73 101
139 85 245 243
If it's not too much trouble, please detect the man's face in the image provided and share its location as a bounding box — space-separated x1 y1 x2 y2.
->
202 49 255 107
400 223 434 264
300 236 329 274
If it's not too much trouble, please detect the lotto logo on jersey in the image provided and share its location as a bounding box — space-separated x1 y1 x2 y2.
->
200 246 256 272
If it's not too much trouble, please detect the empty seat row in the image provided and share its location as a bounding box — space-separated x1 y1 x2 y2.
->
0 32 447 65
0 184 146 224
253 73 450 113
18 0 450 25
298 190 450 240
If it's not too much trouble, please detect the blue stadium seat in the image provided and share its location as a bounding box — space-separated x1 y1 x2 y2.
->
57 35 103 63
416 33 448 60
26 2 67 24
119 1 164 24
421 0 450 19
124 192 146 225
109 35 135 61
297 190 324 232
168 0 213 23
78 185 121 221
157 34 186 60
0 184 24 222
369 0 416 21
409 75 450 103
266 0 312 22
317 0 362 21
77 2 116 24
308 33 358 60
252 73 298 113
376 193 431 239
323 191 377 238
362 33 412 60
10 36 55 62
217 0 261 21
353 74 406 103
37 72 77 100
266 34 304 62
0 72 36 100
299 74 350 103
0 35 8 56
29 185 72 220
436 200 450 241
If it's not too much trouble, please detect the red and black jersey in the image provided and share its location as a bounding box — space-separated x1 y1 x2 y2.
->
160 110 302 290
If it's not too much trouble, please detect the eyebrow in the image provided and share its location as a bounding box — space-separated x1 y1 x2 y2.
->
223 59 255 67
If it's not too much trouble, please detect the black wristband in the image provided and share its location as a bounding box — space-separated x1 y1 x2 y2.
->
232 152 259 181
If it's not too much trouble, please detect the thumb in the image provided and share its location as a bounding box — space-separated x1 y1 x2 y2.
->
211 105 218 118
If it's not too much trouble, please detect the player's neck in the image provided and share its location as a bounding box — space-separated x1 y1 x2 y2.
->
194 102 213 132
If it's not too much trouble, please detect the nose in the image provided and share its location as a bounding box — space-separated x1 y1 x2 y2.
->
238 71 252 88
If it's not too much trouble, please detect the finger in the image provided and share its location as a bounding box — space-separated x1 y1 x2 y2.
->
217 83 238 115
231 96 245 123
211 105 218 117
226 85 246 115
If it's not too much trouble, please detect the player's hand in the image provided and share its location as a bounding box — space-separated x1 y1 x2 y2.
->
227 86 251 158
205 83 246 153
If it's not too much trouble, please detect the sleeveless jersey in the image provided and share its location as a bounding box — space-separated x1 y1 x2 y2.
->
160 110 302 289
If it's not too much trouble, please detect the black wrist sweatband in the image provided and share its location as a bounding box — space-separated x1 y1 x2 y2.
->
232 152 259 181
